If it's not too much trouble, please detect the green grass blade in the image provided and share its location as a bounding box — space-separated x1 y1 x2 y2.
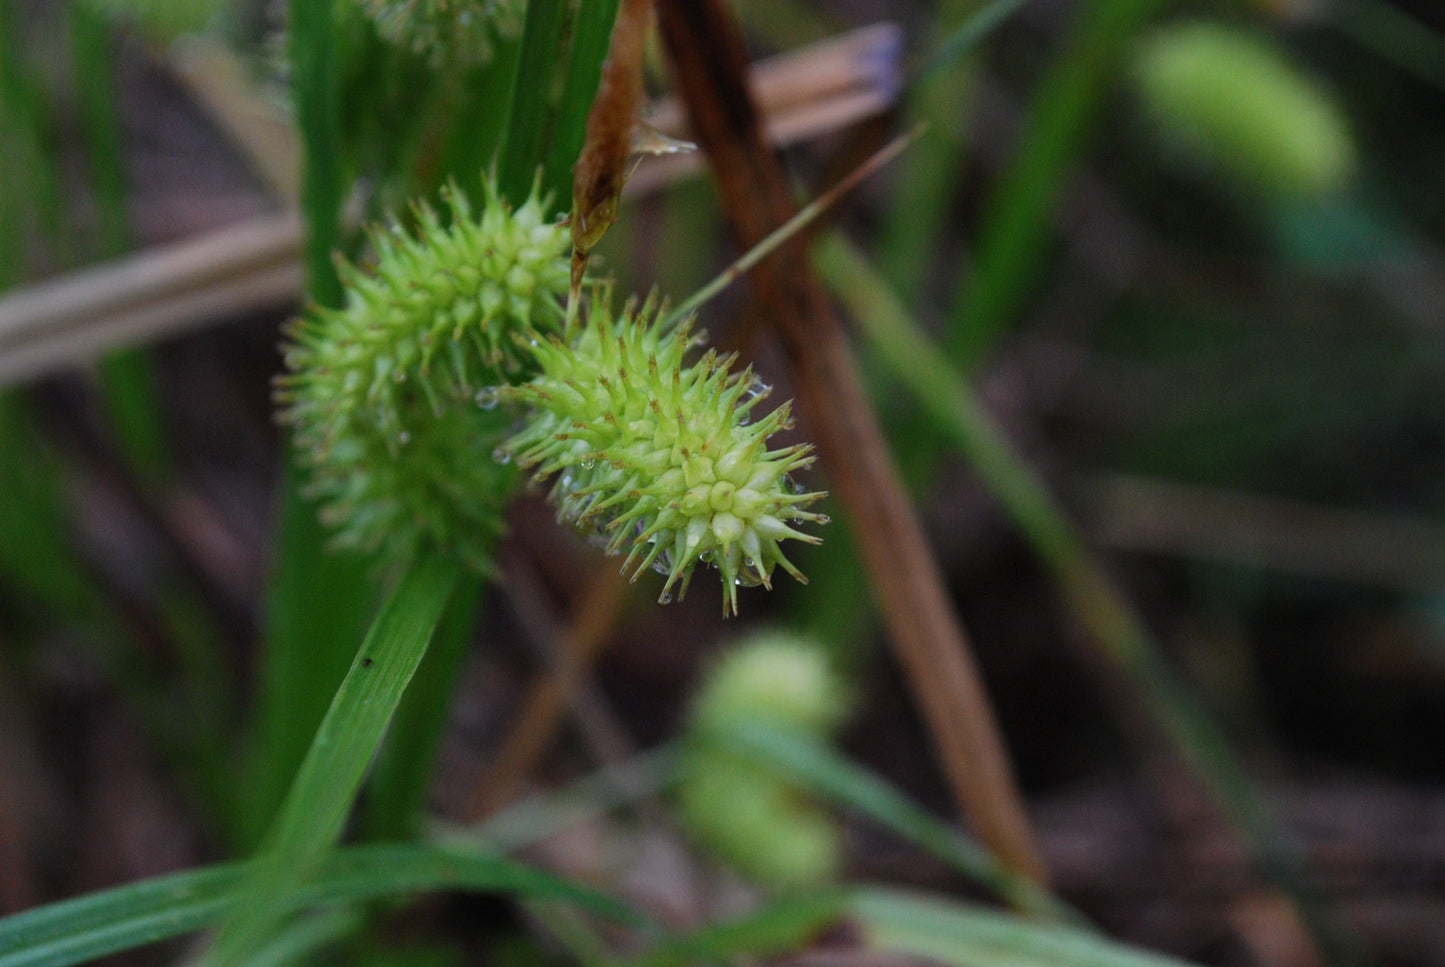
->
851 887 1198 967
615 891 846 967
0 395 96 618
205 556 462 967
441 35 524 198
241 908 366 967
719 720 1078 924
542 0 622 206
946 0 1169 367
497 0 572 207
362 572 485 840
0 843 637 967
241 467 379 848
880 0 1033 294
815 232 1365 966
290 0 346 306
0 1 63 281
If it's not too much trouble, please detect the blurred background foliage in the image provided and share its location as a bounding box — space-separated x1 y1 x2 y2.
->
1 0 1444 964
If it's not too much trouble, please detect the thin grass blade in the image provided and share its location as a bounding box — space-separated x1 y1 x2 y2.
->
0 843 638 967
203 556 461 966
851 887 1199 967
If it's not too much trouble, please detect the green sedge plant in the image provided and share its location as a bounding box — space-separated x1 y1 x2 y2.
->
278 179 827 608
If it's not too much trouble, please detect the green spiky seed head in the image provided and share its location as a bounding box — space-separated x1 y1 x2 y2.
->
347 0 525 67
1132 21 1355 200
277 179 571 571
691 630 850 737
678 632 850 888
499 290 828 615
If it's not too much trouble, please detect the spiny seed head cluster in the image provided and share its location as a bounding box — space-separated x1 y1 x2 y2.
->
500 291 827 615
679 632 850 888
277 179 570 571
348 0 524 67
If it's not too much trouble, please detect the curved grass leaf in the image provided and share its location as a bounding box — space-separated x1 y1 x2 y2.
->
719 720 1077 924
851 887 1198 967
205 556 462 966
615 891 846 967
0 843 639 967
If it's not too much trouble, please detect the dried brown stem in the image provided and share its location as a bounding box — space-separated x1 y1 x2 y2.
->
463 560 634 820
655 0 1046 882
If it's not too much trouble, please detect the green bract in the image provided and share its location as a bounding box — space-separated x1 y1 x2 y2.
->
348 0 525 66
501 290 827 615
277 180 570 571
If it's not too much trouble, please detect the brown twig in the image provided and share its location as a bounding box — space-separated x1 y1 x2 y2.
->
655 0 1046 882
463 559 635 820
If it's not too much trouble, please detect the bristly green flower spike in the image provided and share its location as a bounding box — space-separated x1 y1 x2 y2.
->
347 0 525 67
500 290 828 615
277 179 571 571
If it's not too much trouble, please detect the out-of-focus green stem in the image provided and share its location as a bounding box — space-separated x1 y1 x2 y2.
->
815 231 1366 967
947 0 1170 368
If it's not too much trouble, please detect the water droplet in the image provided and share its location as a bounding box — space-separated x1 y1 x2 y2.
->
397 431 411 445
475 386 501 409
491 447 512 465
658 589 674 605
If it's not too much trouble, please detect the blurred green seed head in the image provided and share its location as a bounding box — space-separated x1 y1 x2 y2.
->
677 633 850 889
676 758 843 889
347 0 525 66
501 291 828 616
691 630 850 736
277 178 571 571
1132 21 1355 200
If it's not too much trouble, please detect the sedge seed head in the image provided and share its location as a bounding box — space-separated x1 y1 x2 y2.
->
677 632 850 888
277 177 570 570
500 290 828 615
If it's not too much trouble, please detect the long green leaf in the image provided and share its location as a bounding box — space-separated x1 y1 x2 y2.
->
361 573 485 840
615 891 846 967
851 887 1198 967
290 0 346 306
947 0 1170 367
719 720 1077 924
0 844 637 967
204 556 462 966
542 0 622 207
241 466 378 848
497 0 572 206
